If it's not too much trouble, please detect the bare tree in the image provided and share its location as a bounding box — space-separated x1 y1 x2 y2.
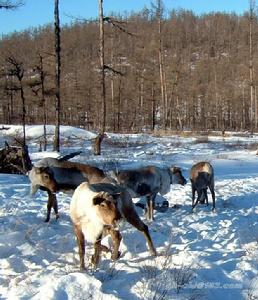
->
30 54 48 151
38 54 48 151
99 0 106 133
6 56 26 145
153 0 167 129
249 0 256 134
53 0 61 151
0 0 23 9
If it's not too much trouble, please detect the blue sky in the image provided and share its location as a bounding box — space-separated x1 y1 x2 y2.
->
0 0 249 35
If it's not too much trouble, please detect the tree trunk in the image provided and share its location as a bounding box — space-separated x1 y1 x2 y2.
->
117 78 122 132
53 0 61 151
38 54 47 151
20 82 26 145
99 0 106 133
151 82 156 131
249 0 255 134
158 3 166 130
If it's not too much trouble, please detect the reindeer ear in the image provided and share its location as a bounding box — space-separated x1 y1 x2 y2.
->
93 194 105 206
38 167 48 174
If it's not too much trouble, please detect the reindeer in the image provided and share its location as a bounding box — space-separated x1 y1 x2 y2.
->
70 182 157 270
112 166 187 221
190 161 215 211
28 157 112 222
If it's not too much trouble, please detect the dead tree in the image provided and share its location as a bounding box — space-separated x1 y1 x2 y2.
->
31 54 48 151
99 0 106 133
53 0 61 152
6 56 26 145
2 70 14 124
97 1 127 153
153 0 167 130
249 0 256 134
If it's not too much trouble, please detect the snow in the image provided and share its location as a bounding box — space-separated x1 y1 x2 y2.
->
0 125 257 300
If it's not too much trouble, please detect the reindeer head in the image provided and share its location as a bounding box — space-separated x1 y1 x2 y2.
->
169 167 187 185
93 192 121 226
29 166 57 193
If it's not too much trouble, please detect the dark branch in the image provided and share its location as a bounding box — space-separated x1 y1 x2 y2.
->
103 17 134 36
6 56 24 81
0 0 24 10
104 65 124 76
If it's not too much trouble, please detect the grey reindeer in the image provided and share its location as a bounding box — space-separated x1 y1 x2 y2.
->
113 166 187 221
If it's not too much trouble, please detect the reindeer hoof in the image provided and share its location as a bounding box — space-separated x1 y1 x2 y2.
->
111 251 121 261
44 217 50 222
91 255 99 267
155 201 169 212
56 214 60 220
151 249 157 256
80 265 86 271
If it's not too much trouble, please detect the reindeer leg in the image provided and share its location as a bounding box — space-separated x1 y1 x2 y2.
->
146 194 155 221
52 193 59 220
124 206 156 256
210 185 216 211
99 226 116 253
191 186 197 212
73 224 85 270
192 196 199 212
145 196 150 220
47 193 59 220
204 188 209 206
150 193 157 221
109 229 122 260
91 238 102 267
45 190 54 222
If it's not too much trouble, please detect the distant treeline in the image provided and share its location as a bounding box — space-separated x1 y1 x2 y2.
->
0 8 257 133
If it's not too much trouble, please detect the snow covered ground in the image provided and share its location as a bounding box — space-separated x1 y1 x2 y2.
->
0 125 257 300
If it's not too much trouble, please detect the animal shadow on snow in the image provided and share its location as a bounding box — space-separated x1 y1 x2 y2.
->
95 257 198 300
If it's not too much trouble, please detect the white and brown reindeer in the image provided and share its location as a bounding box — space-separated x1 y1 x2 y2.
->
112 166 187 221
70 182 157 270
28 157 112 222
190 161 215 211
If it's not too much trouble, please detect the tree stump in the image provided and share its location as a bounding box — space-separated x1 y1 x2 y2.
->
92 133 107 155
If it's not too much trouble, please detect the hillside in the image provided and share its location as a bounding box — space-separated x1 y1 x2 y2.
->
0 10 257 133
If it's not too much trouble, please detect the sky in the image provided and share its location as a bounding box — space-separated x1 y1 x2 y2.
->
0 0 250 36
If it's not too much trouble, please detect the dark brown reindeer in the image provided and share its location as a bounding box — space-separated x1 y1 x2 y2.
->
70 182 157 270
28 157 112 222
190 161 215 211
113 166 187 221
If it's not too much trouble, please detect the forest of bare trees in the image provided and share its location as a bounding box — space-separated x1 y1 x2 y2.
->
0 6 258 133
